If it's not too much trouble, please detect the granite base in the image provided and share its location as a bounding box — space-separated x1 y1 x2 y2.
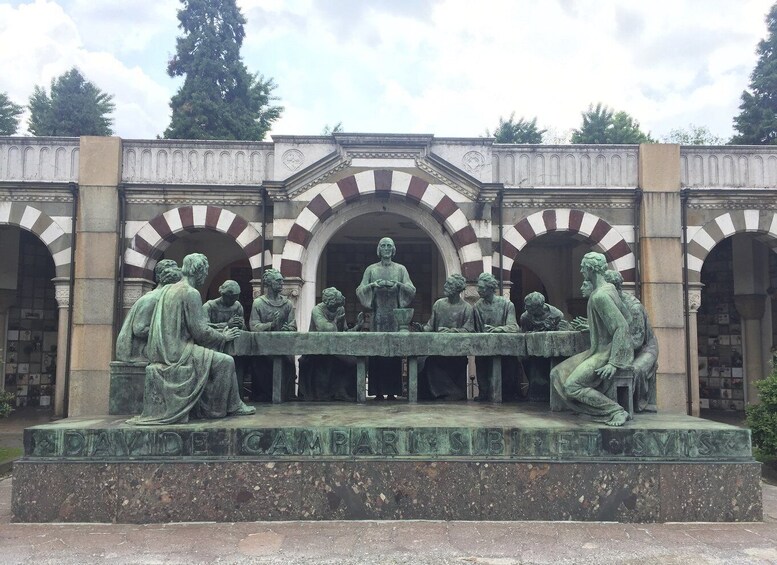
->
12 459 762 523
12 404 763 523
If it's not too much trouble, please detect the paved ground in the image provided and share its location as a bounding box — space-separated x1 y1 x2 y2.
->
2 408 777 564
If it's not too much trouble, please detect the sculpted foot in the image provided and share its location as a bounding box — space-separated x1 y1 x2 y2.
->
232 403 256 416
606 411 629 427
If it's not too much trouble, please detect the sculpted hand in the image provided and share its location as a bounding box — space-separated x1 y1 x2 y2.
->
223 327 241 342
438 327 452 333
484 324 495 333
488 326 505 333
595 363 617 380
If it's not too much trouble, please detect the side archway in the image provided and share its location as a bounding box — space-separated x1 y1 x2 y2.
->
686 209 777 283
123 205 265 279
496 209 636 282
0 202 72 277
279 170 485 281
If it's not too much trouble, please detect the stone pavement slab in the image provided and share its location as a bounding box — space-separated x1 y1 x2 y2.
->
1 476 776 564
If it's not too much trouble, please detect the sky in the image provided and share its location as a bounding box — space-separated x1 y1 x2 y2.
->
0 0 774 142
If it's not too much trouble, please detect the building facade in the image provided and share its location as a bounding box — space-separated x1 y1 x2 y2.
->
1 134 776 417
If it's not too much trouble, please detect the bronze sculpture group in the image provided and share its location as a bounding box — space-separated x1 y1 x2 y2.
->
117 237 658 428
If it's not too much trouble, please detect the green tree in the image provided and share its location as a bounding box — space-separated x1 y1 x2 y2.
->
487 113 545 143
27 68 114 136
164 0 283 140
571 103 653 144
732 4 777 144
0 92 24 135
661 124 723 145
322 122 343 135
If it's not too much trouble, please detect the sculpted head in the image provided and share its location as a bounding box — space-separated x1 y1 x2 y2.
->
218 279 241 306
524 291 546 316
377 237 396 260
182 253 209 287
581 280 593 298
155 259 178 283
262 268 284 294
477 272 499 299
580 252 607 282
603 270 624 291
443 273 466 298
157 264 183 286
321 287 345 310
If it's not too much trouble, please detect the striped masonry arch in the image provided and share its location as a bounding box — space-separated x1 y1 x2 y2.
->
686 209 777 283
279 170 485 280
0 202 72 277
123 205 266 280
496 209 636 282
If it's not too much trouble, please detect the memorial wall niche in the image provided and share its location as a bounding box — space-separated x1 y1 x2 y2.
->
3 232 58 408
697 239 744 411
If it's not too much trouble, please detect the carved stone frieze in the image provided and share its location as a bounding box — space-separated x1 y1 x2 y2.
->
282 149 304 171
462 151 486 175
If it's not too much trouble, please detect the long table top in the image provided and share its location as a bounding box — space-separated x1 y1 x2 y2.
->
227 330 590 358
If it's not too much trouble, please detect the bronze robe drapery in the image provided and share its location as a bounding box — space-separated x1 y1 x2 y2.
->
249 295 297 401
356 261 416 396
419 298 474 400
550 282 634 421
298 304 357 401
115 287 162 363
473 296 523 401
130 280 244 425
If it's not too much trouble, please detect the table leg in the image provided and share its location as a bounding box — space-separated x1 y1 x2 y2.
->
408 357 418 403
272 357 282 404
356 357 367 403
491 356 502 403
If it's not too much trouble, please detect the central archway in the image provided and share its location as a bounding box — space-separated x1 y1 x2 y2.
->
292 198 465 330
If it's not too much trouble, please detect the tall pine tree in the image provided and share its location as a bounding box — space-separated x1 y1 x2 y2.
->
164 0 282 140
27 68 114 137
732 3 777 144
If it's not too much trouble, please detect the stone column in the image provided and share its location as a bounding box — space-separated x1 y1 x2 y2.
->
68 136 122 416
638 144 687 414
52 278 70 417
734 294 767 404
687 283 703 417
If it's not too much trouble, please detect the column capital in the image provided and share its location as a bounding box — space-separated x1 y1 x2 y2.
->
734 293 767 320
688 282 704 314
52 277 71 309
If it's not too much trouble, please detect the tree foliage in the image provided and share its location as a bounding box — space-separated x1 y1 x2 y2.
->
746 362 777 459
732 4 777 144
0 92 24 136
322 122 343 135
27 68 114 137
164 0 283 140
488 113 545 143
661 124 723 145
570 103 653 144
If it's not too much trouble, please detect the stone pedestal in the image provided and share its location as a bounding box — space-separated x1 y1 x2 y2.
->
12 405 762 523
108 361 146 415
